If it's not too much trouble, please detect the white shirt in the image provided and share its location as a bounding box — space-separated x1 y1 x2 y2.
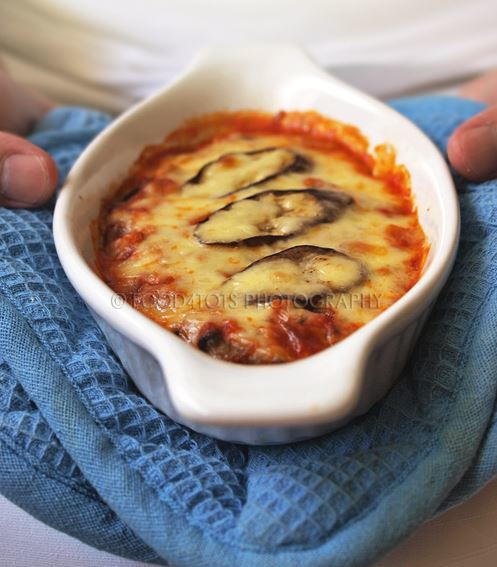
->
1 0 497 113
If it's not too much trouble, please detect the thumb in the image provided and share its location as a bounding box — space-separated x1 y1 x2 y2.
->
0 132 58 208
447 105 497 182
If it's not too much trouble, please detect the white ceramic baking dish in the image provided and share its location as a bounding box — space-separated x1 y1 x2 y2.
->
53 44 459 444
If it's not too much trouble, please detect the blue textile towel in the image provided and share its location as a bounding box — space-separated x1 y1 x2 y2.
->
1 96 496 567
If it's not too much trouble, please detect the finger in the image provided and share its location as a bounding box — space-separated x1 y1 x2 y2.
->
447 105 497 182
0 60 53 135
0 132 58 207
459 69 497 106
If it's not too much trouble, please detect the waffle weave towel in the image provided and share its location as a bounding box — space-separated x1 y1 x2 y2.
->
1 96 496 567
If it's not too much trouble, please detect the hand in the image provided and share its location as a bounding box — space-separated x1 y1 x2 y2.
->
448 70 497 182
0 60 57 207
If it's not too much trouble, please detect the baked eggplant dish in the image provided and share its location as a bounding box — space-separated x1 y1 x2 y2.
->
96 110 428 364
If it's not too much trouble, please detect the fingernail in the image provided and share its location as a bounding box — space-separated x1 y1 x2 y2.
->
0 154 50 205
457 124 497 180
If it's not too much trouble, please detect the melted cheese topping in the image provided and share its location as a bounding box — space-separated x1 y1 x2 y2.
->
183 147 297 197
198 192 321 241
224 252 364 300
97 111 427 364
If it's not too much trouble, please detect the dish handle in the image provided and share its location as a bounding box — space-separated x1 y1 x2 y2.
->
179 43 328 88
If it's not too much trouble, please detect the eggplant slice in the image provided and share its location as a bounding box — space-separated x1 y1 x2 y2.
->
223 245 367 307
195 189 353 245
183 147 312 197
